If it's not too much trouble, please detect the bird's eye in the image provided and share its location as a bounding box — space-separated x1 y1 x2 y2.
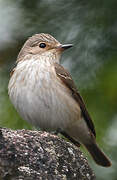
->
39 43 46 48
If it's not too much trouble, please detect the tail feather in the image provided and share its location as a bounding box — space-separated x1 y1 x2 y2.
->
85 142 111 167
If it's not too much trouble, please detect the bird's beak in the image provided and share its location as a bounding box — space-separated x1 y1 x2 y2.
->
56 44 73 51
61 44 73 50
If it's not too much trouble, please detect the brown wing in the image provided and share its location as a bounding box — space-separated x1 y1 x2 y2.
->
54 62 96 137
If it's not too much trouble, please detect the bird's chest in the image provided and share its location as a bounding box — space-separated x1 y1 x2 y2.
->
9 59 74 130
9 59 58 106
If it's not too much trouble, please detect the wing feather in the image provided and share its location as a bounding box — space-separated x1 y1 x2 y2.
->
54 62 96 137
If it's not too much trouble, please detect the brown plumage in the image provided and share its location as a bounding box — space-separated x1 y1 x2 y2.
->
54 62 96 137
8 33 111 167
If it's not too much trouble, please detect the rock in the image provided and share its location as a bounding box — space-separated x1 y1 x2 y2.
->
0 128 96 180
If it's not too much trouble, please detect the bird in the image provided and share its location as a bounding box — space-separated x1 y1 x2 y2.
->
8 33 111 167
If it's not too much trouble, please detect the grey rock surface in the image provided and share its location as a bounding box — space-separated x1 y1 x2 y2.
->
0 128 96 180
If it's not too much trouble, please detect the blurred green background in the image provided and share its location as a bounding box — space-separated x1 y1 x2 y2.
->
0 0 117 179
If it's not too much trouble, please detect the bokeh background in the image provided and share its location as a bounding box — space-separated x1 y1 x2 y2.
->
0 0 117 179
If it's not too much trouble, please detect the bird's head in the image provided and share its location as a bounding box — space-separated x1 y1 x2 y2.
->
17 33 73 62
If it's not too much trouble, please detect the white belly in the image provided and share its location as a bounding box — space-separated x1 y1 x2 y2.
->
8 57 81 131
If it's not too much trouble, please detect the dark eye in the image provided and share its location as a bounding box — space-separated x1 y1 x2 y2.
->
39 43 46 48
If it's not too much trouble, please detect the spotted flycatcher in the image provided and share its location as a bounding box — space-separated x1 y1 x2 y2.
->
8 33 111 167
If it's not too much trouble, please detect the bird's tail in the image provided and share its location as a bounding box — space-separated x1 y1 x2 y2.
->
84 141 111 167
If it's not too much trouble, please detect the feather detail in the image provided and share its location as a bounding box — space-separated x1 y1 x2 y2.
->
54 62 96 137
